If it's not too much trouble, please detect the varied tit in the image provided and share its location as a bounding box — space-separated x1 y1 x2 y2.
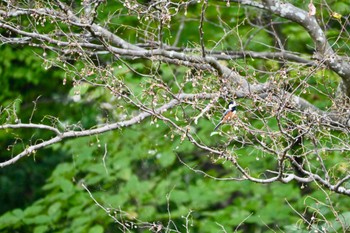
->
214 101 237 131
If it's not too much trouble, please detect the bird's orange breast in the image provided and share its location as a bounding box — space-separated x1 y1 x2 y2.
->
222 111 236 122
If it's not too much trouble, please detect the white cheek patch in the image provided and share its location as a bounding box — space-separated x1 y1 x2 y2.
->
229 103 236 109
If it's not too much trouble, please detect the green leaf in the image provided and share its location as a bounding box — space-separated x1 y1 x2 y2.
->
26 215 51 225
51 163 74 178
210 131 219 136
58 178 74 194
48 202 62 217
0 212 21 229
157 150 176 167
170 190 190 204
69 83 90 97
103 193 128 207
71 216 91 228
284 224 312 233
88 225 104 233
12 209 24 219
33 225 49 233
24 205 44 217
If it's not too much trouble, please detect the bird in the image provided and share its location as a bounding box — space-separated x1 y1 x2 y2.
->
213 101 237 131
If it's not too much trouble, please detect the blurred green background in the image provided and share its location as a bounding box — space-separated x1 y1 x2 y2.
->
1 1 350 232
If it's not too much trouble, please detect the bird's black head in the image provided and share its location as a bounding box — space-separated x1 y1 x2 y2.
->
228 101 237 111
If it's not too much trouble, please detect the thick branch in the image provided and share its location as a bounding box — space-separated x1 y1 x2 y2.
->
0 93 214 168
232 0 350 96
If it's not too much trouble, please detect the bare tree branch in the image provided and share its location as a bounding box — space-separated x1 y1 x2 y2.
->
1 0 350 200
231 0 350 97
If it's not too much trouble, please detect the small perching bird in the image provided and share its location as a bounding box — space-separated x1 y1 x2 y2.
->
213 101 237 131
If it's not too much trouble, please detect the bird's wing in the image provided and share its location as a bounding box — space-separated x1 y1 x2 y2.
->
219 109 230 122
213 109 230 131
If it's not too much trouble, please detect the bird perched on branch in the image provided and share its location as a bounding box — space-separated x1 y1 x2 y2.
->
214 101 237 131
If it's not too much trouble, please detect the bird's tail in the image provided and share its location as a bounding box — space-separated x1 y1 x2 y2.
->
213 122 221 131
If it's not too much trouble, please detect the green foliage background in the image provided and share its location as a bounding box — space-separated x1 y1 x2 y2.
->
1 1 350 232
